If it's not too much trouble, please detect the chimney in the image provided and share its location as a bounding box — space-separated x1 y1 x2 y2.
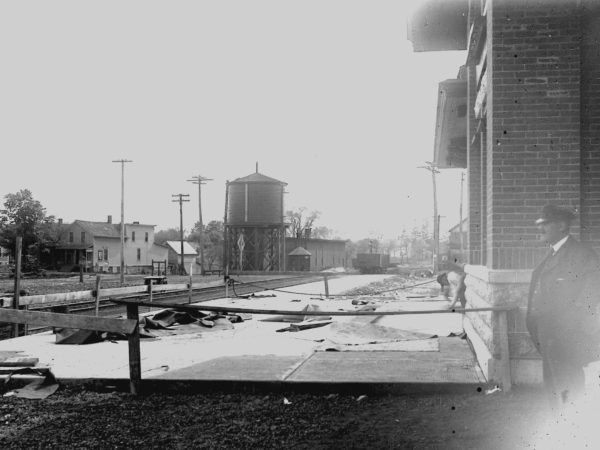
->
107 215 112 224
58 218 63 225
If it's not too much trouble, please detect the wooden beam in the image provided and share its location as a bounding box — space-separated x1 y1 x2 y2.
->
0 309 137 335
127 303 142 395
110 298 517 317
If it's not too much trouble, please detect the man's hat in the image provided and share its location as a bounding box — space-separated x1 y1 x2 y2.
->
535 205 575 225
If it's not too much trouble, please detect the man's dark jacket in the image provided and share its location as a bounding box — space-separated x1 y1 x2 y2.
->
526 237 600 364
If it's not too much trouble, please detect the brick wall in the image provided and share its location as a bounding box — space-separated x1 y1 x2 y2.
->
467 64 482 265
580 4 600 253
487 1 582 269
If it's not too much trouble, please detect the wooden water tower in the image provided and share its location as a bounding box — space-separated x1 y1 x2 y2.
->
224 166 287 272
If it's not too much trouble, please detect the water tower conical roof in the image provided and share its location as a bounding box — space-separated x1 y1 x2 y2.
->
231 172 287 185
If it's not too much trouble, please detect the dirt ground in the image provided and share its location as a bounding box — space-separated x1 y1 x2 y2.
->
0 384 562 449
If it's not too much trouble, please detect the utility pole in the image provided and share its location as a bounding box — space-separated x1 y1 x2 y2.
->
418 161 440 273
187 175 212 274
112 159 132 285
172 194 190 275
459 171 465 264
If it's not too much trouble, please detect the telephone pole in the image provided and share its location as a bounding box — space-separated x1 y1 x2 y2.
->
172 194 190 275
459 171 465 263
418 161 440 273
112 159 132 284
187 175 212 274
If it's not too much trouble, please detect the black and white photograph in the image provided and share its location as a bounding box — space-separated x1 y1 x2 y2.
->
1 0 600 448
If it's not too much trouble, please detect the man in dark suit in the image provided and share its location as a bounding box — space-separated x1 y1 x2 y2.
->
526 205 600 406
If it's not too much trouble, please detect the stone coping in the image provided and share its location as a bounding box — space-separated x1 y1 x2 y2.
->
465 265 532 284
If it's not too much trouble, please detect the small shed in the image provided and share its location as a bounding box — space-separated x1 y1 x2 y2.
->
165 241 199 274
288 246 311 272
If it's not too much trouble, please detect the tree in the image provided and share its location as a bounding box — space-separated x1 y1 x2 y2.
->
188 220 224 269
285 207 320 238
154 228 183 245
0 190 57 268
203 220 224 269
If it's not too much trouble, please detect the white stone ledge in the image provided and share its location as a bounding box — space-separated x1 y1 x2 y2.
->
465 264 532 284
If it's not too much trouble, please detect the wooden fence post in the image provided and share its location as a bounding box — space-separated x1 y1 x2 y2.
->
12 236 22 338
126 303 141 395
323 274 330 299
497 310 512 392
94 275 102 316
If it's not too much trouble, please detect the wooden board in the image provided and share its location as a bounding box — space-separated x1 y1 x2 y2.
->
0 309 137 335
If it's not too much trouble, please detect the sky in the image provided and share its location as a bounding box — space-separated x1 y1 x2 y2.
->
0 1 466 242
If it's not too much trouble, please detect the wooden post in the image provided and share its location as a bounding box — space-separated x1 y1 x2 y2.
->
497 310 512 392
151 260 155 276
126 303 142 395
23 305 29 335
324 274 330 298
94 275 102 316
148 280 153 303
188 263 193 303
12 236 22 338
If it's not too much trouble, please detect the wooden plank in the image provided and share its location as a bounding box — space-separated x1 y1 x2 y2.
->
103 286 147 297
0 357 39 367
151 283 189 293
0 309 137 335
127 303 142 395
1 290 95 308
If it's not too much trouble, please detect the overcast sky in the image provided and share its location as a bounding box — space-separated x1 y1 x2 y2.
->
0 1 466 241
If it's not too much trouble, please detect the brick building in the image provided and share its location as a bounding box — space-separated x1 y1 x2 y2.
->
409 0 600 384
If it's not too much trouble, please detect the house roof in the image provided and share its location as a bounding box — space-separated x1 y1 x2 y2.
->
448 219 468 233
288 246 312 256
74 220 121 238
165 241 199 256
230 171 287 185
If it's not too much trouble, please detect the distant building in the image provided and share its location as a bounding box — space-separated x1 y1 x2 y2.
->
54 216 167 273
285 237 347 272
164 240 199 274
446 219 467 267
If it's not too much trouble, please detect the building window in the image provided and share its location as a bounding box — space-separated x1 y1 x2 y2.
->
81 232 85 243
69 232 73 243
132 231 136 242
145 232 149 243
104 249 108 261
137 248 141 261
98 250 103 261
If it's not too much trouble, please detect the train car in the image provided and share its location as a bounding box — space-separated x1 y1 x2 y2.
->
354 253 390 274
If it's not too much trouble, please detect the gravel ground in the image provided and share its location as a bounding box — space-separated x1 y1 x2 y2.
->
0 385 555 449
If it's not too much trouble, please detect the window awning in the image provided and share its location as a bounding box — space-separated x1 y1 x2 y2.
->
434 79 467 169
407 0 468 52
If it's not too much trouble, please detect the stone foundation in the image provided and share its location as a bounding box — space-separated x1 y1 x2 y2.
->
464 265 542 385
